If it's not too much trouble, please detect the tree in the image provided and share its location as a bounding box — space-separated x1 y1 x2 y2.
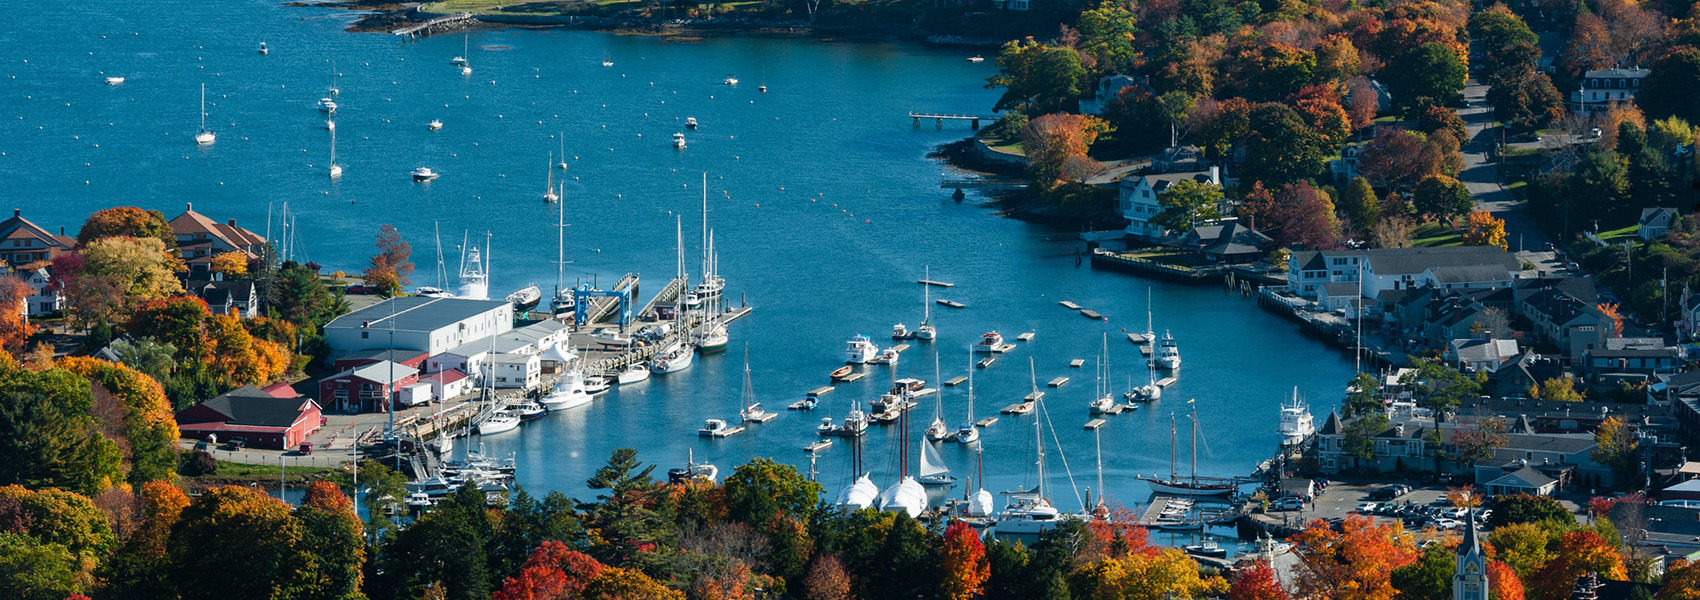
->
940 521 990 600
296 481 365 600
1572 152 1632 219
1345 77 1379 131
209 251 248 279
722 457 822 527
383 486 496 600
578 449 668 568
1489 522 1553 578
125 296 211 362
57 357 180 485
1450 418 1510 467
1343 372 1383 418
1289 85 1352 146
1385 43 1467 112
1342 414 1392 467
274 261 345 330
1657 559 1700 600
1074 2 1137 71
1022 113 1105 188
76 207 175 250
1411 176 1472 223
1241 182 1340 249
1359 129 1433 192
362 224 415 297
1487 69 1564 128
1240 103 1330 186
167 485 311 600
1239 43 1317 101
802 554 853 600
103 480 189 600
1417 106 1468 142
1488 494 1575 529
1462 210 1508 250
1389 541 1453 600
987 39 1087 114
1488 561 1525 600
1640 47 1700 123
0 276 35 355
0 361 122 495
107 338 176 386
1402 358 1480 412
0 532 83 600
1152 180 1223 231
579 567 684 600
1228 559 1289 600
1561 14 1615 78
80 237 183 302
0 485 117 572
1338 178 1380 235
1528 532 1626 600
1593 416 1641 474
1290 516 1418 600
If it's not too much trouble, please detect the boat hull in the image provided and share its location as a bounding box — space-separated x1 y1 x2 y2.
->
1141 479 1235 496
477 418 519 435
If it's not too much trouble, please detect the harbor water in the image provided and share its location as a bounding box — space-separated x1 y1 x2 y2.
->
7 1 1356 516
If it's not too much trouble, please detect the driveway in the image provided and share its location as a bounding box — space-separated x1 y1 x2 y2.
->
1455 81 1550 253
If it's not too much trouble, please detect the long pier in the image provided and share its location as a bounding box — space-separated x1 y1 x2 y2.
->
393 12 477 39
582 305 755 375
940 178 1030 190
909 111 998 129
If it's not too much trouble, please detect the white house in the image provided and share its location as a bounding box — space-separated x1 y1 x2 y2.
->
325 297 513 359
1116 172 1220 240
1640 207 1676 239
1446 338 1521 373
1571 68 1651 110
19 268 62 316
1288 246 1521 301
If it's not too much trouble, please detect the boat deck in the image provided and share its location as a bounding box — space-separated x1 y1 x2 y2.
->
1080 310 1104 320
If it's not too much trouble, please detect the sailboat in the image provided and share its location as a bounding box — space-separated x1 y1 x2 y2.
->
458 34 473 75
1088 427 1110 520
327 123 342 179
964 448 994 521
955 346 979 443
651 217 695 374
995 384 1067 534
550 185 575 316
601 50 613 68
1127 288 1155 344
738 349 772 423
1138 406 1236 496
917 437 955 485
1126 357 1163 402
916 265 937 340
557 133 569 170
876 410 926 517
450 34 468 65
194 84 215 145
543 152 559 203
1089 334 1116 414
328 60 339 96
692 172 729 354
924 350 948 441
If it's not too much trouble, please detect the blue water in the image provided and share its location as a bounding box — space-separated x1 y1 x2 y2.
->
8 1 1356 516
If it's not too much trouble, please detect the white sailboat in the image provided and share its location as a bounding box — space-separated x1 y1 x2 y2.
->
651 341 694 374
738 350 771 423
451 34 468 65
458 34 472 75
837 473 878 511
692 172 730 354
955 346 979 443
616 363 649 385
995 383 1068 534
328 60 339 96
965 448 995 519
543 152 559 203
601 50 613 68
917 438 955 485
878 364 926 517
557 133 568 169
194 84 215 145
916 265 937 340
924 349 948 442
1128 288 1155 344
1089 333 1116 414
327 122 342 179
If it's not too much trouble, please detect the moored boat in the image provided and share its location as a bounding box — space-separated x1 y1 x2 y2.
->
974 332 1004 353
845 334 878 364
506 284 542 311
477 411 520 435
829 366 853 380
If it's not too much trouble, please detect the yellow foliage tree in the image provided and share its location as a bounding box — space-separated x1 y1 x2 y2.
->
1462 210 1508 250
80 236 183 301
209 251 248 279
1069 549 1229 600
204 314 288 386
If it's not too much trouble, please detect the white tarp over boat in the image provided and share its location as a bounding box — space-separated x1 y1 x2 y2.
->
838 474 879 512
878 477 926 518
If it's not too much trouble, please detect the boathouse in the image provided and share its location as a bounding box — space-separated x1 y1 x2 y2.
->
324 296 512 359
175 385 323 449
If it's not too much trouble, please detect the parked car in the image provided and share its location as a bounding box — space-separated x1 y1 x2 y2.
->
224 440 245 451
1356 502 1379 513
344 284 376 295
298 442 313 455
1272 497 1305 511
1434 518 1462 530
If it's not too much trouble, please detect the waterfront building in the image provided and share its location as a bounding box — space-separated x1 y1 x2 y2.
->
167 203 267 275
425 320 568 389
1314 408 1621 486
1288 246 1520 301
175 384 323 449
422 369 473 401
1165 220 1272 263
0 209 76 269
1453 510 1488 600
318 359 421 413
1115 171 1221 240
333 348 429 372
324 296 512 359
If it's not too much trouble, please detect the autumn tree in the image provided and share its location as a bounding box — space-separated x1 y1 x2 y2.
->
1359 128 1435 192
1242 181 1340 249
1598 303 1626 337
1528 532 1626 600
1412 176 1473 222
362 224 415 297
987 38 1088 114
0 484 117 581
76 207 175 250
81 237 182 300
57 357 180 485
1239 43 1318 101
1640 47 1700 123
209 251 248 279
1449 417 1510 467
1289 85 1352 146
1592 416 1641 474
1228 559 1290 600
1562 14 1615 79
1345 77 1380 131
1490 522 1553 578
1488 69 1565 128
1538 377 1584 403
1488 561 1525 600
0 276 35 355
1417 106 1468 142
204 313 289 386
579 566 685 599
1022 113 1106 188
168 485 311 600
802 553 853 600
1462 210 1508 250
1290 516 1419 600
296 481 365 600
939 521 990 600
102 480 189 600
1657 559 1700 600
1240 103 1330 187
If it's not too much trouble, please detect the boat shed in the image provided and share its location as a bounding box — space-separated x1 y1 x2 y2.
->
324 296 512 359
175 385 323 449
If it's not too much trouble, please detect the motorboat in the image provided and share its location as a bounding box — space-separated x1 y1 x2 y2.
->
668 449 718 484
415 286 449 297
581 376 610 395
194 83 215 146
540 372 592 411
845 335 878 364
723 75 738 85
104 76 124 85
830 366 853 380
428 119 443 130
1183 539 1229 558
967 56 984 62
685 117 698 129
590 329 633 349
412 167 439 181
892 323 910 340
408 477 456 497
698 419 731 436
672 132 686 148
405 492 435 509
510 403 546 421
506 284 542 311
1278 388 1316 447
477 411 521 435
258 41 269 55
317 97 337 113
819 403 868 437
617 364 650 385
650 343 694 374
974 332 1004 353
870 348 900 365
891 378 926 395
1155 330 1181 369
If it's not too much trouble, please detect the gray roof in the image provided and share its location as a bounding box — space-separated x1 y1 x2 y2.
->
1452 338 1519 362
1487 466 1556 489
1361 247 1520 276
1322 282 1360 298
1641 207 1676 225
337 360 419 384
1502 433 1596 454
1432 264 1518 283
326 297 509 334
1585 68 1650 78
186 385 314 428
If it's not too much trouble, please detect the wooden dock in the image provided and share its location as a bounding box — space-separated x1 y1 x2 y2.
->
1016 332 1035 341
703 425 746 438
1081 309 1104 320
892 343 911 353
975 417 999 427
836 372 865 382
944 376 967 387
1084 419 1106 430
1060 301 1081 310
918 279 955 288
808 386 835 397
1070 359 1086 367
804 440 832 452
1047 377 1068 387
1157 377 1177 387
744 412 777 423
1024 391 1045 401
993 343 1017 353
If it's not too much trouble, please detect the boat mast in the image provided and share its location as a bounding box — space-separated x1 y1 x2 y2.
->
1191 404 1199 486
932 348 942 423
1031 357 1043 498
923 265 931 326
434 222 446 291
555 190 565 301
199 83 206 132
1095 426 1104 509
966 346 974 424
1169 416 1177 481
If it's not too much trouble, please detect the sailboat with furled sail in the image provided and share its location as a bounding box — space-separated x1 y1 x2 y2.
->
543 152 558 203
693 172 729 354
955 346 979 443
995 375 1069 535
924 349 948 441
1138 404 1236 496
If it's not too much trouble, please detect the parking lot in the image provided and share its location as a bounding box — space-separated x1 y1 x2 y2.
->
1250 481 1582 538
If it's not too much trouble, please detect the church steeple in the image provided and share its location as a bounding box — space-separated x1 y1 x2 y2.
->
1455 508 1489 600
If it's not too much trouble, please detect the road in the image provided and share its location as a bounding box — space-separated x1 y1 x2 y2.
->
1455 81 1550 253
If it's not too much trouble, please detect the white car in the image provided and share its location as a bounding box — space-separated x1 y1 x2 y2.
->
1433 518 1462 530
1272 498 1305 511
1356 502 1378 513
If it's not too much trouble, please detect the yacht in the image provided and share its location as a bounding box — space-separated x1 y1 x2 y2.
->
455 239 488 300
581 376 610 395
257 41 269 55
974 332 1004 353
506 284 542 311
539 370 593 411
104 76 124 85
668 449 718 484
617 363 650 385
845 334 878 363
650 342 695 374
590 329 632 349
672 132 686 148
416 286 450 298
995 389 1076 534
1155 330 1181 370
412 167 440 181
1278 388 1316 447
428 119 443 130
194 83 215 145
510 403 546 422
404 492 435 509
696 321 728 354
892 323 910 340
685 117 698 129
723 75 738 85
698 419 732 436
317 97 337 113
870 348 900 365
477 411 520 435
967 56 984 62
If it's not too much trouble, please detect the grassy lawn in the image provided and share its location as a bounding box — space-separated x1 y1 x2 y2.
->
1410 223 1462 247
188 461 338 484
1597 224 1639 245
986 138 1025 156
1120 248 1212 269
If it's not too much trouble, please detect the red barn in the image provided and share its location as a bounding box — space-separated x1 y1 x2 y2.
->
175 385 323 449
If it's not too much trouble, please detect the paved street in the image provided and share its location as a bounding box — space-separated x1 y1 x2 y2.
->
1456 81 1551 253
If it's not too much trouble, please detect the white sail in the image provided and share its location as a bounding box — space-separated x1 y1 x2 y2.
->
968 489 995 517
919 440 950 478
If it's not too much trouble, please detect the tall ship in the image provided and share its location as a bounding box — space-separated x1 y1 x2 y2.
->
1278 388 1316 447
1139 405 1236 496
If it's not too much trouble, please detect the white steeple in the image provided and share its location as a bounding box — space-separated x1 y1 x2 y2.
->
1454 508 1489 600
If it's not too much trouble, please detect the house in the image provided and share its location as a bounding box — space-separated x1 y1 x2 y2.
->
1330 144 1367 185
318 360 421 413
18 267 63 316
1485 351 1567 398
1321 282 1367 318
1640 207 1676 239
488 352 541 390
1168 220 1271 263
1571 68 1651 110
991 0 1030 10
1483 466 1559 496
422 369 473 401
1077 74 1148 115
1446 338 1520 373
1152 146 1211 174
1585 337 1682 378
167 203 267 274
174 385 323 449
324 296 512 358
1680 292 1700 341
1315 411 1439 472
0 208 76 269
1287 246 1521 301
1115 172 1221 239
194 280 260 319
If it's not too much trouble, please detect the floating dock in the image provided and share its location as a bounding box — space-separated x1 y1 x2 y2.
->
787 399 815 410
804 440 832 452
936 299 966 308
1047 377 1068 387
1140 346 1153 356
976 357 996 368
836 372 865 382
891 343 911 353
808 386 835 397
993 343 1017 353
1069 359 1086 368
1081 309 1104 320
743 412 777 423
975 416 999 427
919 279 955 288
703 425 746 438
1016 332 1035 341
1157 377 1177 387
1000 403 1033 414
944 376 967 387
1024 391 1045 401
1084 419 1106 430
1060 301 1081 310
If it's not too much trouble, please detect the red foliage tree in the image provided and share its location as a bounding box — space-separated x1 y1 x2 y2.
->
1527 532 1626 600
1242 181 1341 249
492 541 606 600
1290 516 1419 600
939 521 990 600
802 554 854 600
1489 560 1525 600
1228 559 1290 600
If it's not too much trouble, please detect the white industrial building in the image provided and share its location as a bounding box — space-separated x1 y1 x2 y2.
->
324 297 513 359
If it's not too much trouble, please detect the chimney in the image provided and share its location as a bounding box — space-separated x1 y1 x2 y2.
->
11 209 17 218
227 219 236 227
186 202 193 213
1210 165 1221 187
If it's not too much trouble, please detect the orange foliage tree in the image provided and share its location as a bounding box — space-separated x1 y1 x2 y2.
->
493 541 606 600
0 275 35 354
1462 210 1509 250
577 566 684 600
1291 516 1419 600
209 251 248 279
802 553 854 600
1527 531 1626 600
1228 559 1291 600
939 521 990 600
1597 303 1625 338
1021 113 1107 188
56 357 180 485
1658 559 1700 599
1488 560 1525 600
76 207 176 249
205 314 289 386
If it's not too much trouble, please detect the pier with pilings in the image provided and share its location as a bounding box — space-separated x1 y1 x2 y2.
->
908 111 998 129
393 12 477 40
